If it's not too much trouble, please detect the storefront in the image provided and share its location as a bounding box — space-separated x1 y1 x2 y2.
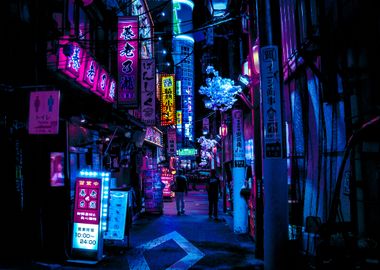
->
141 126 165 213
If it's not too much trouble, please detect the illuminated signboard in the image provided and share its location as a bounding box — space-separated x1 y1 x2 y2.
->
104 191 129 240
96 67 109 96
131 0 153 60
57 38 115 103
118 17 139 107
160 74 176 126
177 148 197 156
144 126 163 147
176 110 182 126
106 78 116 102
167 128 177 155
78 54 99 89
58 40 84 79
232 109 245 168
141 59 156 125
72 177 101 251
71 171 110 261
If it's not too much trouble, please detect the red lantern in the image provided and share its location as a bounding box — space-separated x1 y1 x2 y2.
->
219 123 228 137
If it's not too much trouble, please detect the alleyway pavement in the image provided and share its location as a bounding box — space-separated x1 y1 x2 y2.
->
2 186 264 270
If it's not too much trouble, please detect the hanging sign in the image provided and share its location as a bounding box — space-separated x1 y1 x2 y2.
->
118 16 139 107
167 128 177 155
159 74 176 126
141 59 156 125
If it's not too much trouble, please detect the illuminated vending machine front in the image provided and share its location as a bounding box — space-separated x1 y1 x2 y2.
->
70 171 110 263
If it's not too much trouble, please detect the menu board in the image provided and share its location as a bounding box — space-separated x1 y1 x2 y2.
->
104 191 129 240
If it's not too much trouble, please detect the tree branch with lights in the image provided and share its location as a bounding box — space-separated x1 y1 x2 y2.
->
199 66 242 112
197 66 242 167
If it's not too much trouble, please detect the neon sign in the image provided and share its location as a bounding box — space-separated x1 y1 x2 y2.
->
118 17 139 107
160 74 176 126
57 39 115 103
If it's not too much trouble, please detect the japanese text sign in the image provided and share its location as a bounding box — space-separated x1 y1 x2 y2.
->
118 17 139 107
159 74 176 126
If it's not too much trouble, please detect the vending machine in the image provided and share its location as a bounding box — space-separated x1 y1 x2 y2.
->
68 170 110 264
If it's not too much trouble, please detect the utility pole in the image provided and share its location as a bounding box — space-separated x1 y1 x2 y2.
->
247 0 264 259
256 0 288 269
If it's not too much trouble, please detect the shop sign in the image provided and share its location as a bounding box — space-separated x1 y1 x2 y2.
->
177 148 197 156
141 59 156 125
118 16 139 107
58 41 83 79
96 67 109 96
28 91 60 135
167 128 177 155
57 39 115 103
78 54 99 90
176 110 182 126
72 177 101 251
144 126 163 147
104 191 129 240
160 74 176 126
71 172 110 261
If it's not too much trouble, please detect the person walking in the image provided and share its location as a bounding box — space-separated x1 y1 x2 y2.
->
174 169 188 215
207 169 220 220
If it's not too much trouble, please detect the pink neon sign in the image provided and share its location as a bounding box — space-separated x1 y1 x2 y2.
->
96 67 109 96
57 38 115 103
78 53 99 90
117 17 139 107
58 40 84 79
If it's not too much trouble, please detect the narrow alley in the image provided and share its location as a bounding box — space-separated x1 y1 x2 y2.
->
6 186 264 270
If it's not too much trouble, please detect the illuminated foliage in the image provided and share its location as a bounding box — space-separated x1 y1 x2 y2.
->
199 66 242 112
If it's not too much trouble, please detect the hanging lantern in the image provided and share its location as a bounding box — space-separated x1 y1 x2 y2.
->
219 123 228 137
252 41 260 74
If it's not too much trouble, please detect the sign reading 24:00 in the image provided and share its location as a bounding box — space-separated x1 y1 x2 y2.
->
72 223 99 250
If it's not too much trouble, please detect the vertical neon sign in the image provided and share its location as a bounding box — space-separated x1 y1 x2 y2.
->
160 74 176 126
118 17 139 107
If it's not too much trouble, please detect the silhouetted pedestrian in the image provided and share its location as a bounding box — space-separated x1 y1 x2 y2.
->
174 169 188 215
207 169 220 220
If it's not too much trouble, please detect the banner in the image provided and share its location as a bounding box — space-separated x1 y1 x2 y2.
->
118 17 139 107
141 59 156 125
